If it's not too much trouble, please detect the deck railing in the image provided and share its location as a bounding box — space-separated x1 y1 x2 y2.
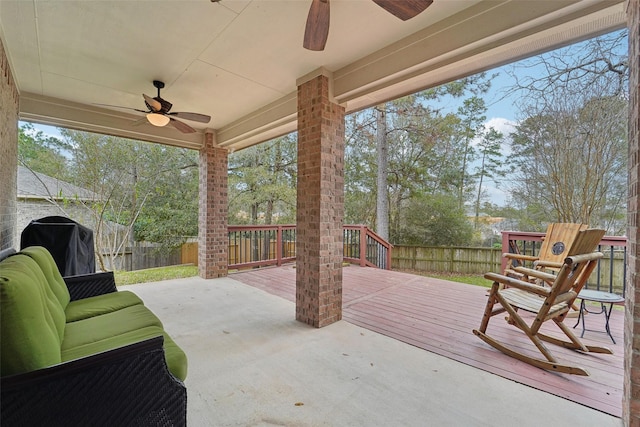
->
228 224 392 270
343 225 393 270
501 231 628 296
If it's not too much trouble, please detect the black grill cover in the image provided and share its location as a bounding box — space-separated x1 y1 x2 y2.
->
20 216 96 276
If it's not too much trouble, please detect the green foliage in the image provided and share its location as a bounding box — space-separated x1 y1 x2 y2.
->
393 194 473 246
133 148 199 246
345 74 494 245
58 129 200 256
18 123 71 178
228 135 297 225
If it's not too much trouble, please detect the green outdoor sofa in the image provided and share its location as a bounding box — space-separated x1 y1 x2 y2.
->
0 246 187 426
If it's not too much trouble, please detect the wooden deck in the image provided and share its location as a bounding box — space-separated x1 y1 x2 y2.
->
232 264 624 418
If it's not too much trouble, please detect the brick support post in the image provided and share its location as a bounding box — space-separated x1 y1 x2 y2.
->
0 37 18 251
296 72 345 328
198 130 228 279
626 1 640 424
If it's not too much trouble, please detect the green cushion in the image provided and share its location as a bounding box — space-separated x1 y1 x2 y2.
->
3 254 66 343
61 326 188 381
22 254 68 344
62 304 163 350
21 246 71 309
65 291 143 322
0 255 63 376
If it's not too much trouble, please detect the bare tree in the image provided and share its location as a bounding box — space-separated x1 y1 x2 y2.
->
506 30 628 233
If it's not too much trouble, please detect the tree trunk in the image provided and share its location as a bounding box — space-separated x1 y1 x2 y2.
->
375 104 389 240
474 152 486 229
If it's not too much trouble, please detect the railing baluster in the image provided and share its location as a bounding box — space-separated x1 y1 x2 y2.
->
360 226 367 267
596 244 603 291
609 245 615 293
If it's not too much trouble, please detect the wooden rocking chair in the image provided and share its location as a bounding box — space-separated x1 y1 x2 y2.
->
473 228 609 375
502 223 588 315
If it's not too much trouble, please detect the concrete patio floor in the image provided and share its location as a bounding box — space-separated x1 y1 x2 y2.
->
126 276 622 427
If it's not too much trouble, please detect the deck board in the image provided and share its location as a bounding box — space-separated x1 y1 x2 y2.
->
232 264 623 417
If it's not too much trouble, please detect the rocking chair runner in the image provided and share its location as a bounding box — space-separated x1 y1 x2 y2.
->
473 228 609 376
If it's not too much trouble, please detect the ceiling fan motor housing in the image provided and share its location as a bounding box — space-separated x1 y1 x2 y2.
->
146 97 173 114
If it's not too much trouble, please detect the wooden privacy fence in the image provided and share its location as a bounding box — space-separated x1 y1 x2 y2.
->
392 245 501 274
100 243 181 271
392 232 627 296
181 241 198 266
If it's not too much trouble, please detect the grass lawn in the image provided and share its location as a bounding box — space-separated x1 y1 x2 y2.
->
114 265 198 286
399 270 494 288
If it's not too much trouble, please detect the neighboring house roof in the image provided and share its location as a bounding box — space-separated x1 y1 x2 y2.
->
17 166 99 201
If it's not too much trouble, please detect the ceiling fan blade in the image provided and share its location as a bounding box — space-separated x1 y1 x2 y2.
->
143 93 162 112
168 117 197 134
372 0 433 21
130 116 149 127
93 103 148 113
169 112 211 124
303 0 330 51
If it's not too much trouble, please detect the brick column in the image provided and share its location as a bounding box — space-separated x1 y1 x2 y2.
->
0 37 18 251
296 71 345 328
625 0 640 424
198 130 228 279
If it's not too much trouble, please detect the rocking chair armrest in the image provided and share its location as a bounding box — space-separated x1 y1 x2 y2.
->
63 271 118 301
533 260 563 269
554 290 578 305
512 267 557 283
503 253 539 262
566 252 604 264
484 272 551 297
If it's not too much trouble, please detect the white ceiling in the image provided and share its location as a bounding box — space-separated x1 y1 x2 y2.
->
0 0 626 151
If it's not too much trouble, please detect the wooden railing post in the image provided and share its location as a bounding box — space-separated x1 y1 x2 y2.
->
359 225 367 267
501 231 510 273
276 225 283 267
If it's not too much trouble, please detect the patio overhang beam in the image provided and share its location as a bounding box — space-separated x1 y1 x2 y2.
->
19 93 204 150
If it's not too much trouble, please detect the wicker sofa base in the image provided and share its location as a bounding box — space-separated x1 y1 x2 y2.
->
2 337 186 426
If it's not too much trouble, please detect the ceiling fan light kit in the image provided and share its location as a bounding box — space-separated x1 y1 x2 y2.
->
146 112 170 127
95 80 211 134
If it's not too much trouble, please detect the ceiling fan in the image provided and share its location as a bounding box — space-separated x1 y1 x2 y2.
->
303 0 433 51
97 80 211 134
